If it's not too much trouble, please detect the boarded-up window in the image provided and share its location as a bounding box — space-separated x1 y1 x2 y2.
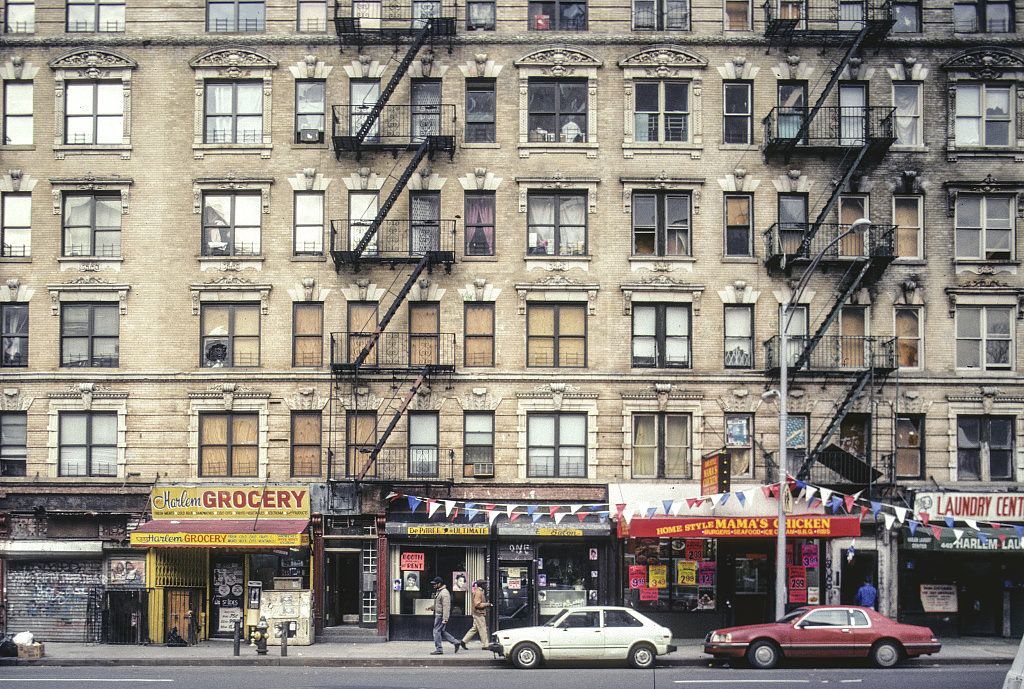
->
291 411 321 476
465 303 494 366
410 302 439 366
293 303 323 367
347 302 378 365
200 412 258 477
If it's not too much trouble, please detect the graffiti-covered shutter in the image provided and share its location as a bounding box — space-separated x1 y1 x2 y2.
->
6 560 103 641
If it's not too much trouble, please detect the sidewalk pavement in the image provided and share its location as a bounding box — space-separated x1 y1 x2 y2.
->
1 635 1018 667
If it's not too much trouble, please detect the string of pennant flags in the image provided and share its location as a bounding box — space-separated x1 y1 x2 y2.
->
387 479 1024 546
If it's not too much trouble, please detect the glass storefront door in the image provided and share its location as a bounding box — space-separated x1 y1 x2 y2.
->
497 561 535 629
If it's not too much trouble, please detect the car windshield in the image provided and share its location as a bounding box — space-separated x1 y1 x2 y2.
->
544 609 570 627
778 608 809 623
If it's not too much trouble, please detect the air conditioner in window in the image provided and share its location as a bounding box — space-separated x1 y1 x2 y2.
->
299 129 322 143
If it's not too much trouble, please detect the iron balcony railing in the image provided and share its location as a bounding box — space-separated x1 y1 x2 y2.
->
766 449 893 488
337 446 455 482
331 330 456 372
331 104 457 153
333 0 457 37
330 218 456 266
764 335 898 372
763 222 895 263
762 106 896 153
762 0 894 33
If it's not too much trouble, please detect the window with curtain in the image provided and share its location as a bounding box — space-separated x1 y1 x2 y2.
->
59 411 117 476
409 412 439 477
465 193 495 255
632 303 690 368
293 302 323 367
349 192 378 254
295 80 325 143
467 0 496 28
410 191 440 255
201 303 260 367
203 193 261 256
956 305 1012 370
465 79 496 142
1 303 28 367
955 84 1011 146
892 0 920 30
464 303 494 366
724 305 753 368
61 303 118 367
294 192 323 255
726 414 752 476
528 79 587 143
896 415 923 478
2 193 31 257
955 194 1012 260
204 81 262 143
632 192 690 256
528 412 587 477
527 303 586 367
527 193 586 255
632 412 689 478
347 301 378 366
777 193 808 255
957 415 1013 480
291 411 321 476
4 81 33 145
893 196 922 258
200 412 259 477
724 0 750 28
895 306 921 368
63 193 121 257
0 412 27 477
893 84 921 145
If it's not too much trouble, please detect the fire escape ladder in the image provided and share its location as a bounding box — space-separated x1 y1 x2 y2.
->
353 19 434 146
792 259 872 369
797 367 874 481
355 365 431 481
352 138 432 260
348 255 431 370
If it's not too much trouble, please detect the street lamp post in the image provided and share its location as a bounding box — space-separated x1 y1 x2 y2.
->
773 217 872 620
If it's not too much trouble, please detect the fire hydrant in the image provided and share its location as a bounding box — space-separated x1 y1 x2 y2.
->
250 616 269 655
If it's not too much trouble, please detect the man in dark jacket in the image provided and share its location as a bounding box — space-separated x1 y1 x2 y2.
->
427 576 461 654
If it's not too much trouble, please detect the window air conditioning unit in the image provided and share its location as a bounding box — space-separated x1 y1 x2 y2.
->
299 129 321 143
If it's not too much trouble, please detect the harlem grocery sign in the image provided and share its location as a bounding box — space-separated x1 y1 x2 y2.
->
149 486 310 519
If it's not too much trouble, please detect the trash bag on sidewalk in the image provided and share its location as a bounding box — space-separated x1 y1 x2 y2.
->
11 631 33 646
165 627 187 647
0 635 17 657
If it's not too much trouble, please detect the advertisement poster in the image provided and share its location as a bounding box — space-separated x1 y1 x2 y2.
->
801 544 819 568
403 571 420 591
788 565 807 603
108 558 146 586
685 539 705 561
629 564 648 589
400 552 425 571
639 587 659 601
807 586 820 604
698 561 716 586
920 584 958 612
677 561 697 586
648 565 667 588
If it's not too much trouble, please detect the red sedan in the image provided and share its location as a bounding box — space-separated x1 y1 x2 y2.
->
703 606 941 669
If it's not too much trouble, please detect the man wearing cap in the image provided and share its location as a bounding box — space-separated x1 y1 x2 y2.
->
426 576 461 654
461 579 492 650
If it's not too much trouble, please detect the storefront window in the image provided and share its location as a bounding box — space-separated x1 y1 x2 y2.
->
627 537 717 612
392 546 484 616
536 544 596 620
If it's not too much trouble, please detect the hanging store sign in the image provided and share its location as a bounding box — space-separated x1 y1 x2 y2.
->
149 486 310 519
386 523 490 536
700 453 730 496
913 492 1024 522
902 527 1024 552
622 515 861 539
130 531 308 548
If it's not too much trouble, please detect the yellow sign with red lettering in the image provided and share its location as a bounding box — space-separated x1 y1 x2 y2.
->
148 486 310 519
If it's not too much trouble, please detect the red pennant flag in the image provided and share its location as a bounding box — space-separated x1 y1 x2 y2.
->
999 534 1009 546
809 498 821 510
920 512 930 526
860 506 869 519
843 495 855 513
485 504 496 512
509 512 521 522
616 504 627 518
686 498 699 509
451 507 459 520
930 525 942 540
768 484 779 499
991 522 1003 531
549 505 560 517
577 512 588 523
761 485 772 499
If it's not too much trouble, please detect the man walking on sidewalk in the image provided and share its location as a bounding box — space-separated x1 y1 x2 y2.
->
427 576 461 655
462 579 492 650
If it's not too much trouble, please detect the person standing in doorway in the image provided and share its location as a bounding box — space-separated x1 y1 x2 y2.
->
426 576 461 655
462 579 492 650
855 576 878 609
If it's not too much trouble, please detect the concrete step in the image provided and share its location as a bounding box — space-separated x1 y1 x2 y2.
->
319 626 386 643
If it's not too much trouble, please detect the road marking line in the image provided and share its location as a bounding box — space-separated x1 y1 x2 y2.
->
0 680 174 683
839 681 863 684
674 681 810 684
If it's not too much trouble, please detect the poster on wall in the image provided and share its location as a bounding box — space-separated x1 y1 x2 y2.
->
920 584 958 612
108 558 146 586
639 587 659 601
403 571 420 591
801 544 819 568
677 561 697 586
698 561 716 586
788 565 807 604
628 565 648 589
648 565 667 588
400 552 425 571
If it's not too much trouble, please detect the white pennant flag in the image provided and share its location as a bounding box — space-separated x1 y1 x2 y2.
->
622 510 634 525
444 500 456 517
554 512 567 524
965 519 979 531
427 501 441 518
506 504 519 520
742 489 754 507
804 486 818 504
635 501 649 519
488 509 500 526
672 500 686 517
819 488 833 506
953 528 965 542
570 504 581 514
893 506 908 524
883 513 896 531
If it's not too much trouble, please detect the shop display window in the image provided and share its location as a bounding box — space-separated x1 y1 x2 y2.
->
536 544 597 619
627 537 716 612
392 546 485 616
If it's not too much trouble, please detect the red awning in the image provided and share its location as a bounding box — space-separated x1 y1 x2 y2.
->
619 515 861 539
130 519 310 548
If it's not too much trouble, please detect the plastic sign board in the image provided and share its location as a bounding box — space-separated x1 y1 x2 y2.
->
700 453 731 496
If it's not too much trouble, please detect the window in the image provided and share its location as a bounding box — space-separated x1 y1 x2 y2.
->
295 81 325 144
529 0 586 29
346 411 376 477
896 415 923 478
293 302 323 367
724 0 750 29
465 193 495 256
291 411 321 476
464 302 494 366
465 79 496 143
956 305 1012 370
724 305 753 368
408 412 439 477
528 412 586 478
65 81 122 144
892 0 921 30
528 79 587 143
347 301 377 365
955 84 1011 146
297 0 327 31
59 411 116 476
61 303 118 367
725 414 753 476
464 412 494 477
777 81 806 140
632 192 690 256
895 306 921 369
785 415 808 468
200 412 258 477
781 304 808 367
632 303 690 368
201 303 260 367
1 412 26 476
632 412 689 478
2 193 30 257
294 192 323 255
632 0 690 29
4 81 32 144
208 0 265 31
839 83 867 145
67 0 124 32
350 80 380 142
777 193 808 254
409 302 440 366
957 416 1013 480
953 0 1013 31
802 609 851 626
527 303 586 367
725 194 752 256
723 82 752 144
2 303 28 367
63 193 120 257
605 609 644 627
527 192 586 256
893 84 921 146
410 191 440 255
203 193 261 256
893 196 922 258
4 0 34 32
467 0 496 28
205 81 262 143
411 79 441 141
349 191 378 254
634 81 688 143
955 195 1012 260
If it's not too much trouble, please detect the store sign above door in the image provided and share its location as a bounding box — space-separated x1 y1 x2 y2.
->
621 515 861 539
130 531 308 548
912 491 1024 522
149 486 310 519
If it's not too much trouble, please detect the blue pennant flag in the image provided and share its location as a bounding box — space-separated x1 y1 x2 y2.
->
465 502 476 511
794 480 807 491
830 496 843 513
532 512 544 523
1016 525 1024 540
646 507 657 519
944 517 955 529
466 508 479 521
720 493 730 506
527 505 537 516
663 500 674 515
736 492 746 507
407 496 422 513
598 511 609 522
978 532 989 545
908 520 919 536
589 504 604 511
870 501 882 518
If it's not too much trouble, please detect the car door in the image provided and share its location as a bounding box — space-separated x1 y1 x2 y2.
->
848 607 877 658
601 609 645 660
547 610 603 659
790 608 858 658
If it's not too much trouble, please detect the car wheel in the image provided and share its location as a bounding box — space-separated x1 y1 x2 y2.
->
511 642 542 669
629 643 656 669
746 640 780 669
871 640 902 668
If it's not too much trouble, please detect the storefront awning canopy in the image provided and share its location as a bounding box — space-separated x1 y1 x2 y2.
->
620 515 862 539
130 519 310 548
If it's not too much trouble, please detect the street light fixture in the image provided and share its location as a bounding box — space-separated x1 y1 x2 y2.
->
773 217 872 620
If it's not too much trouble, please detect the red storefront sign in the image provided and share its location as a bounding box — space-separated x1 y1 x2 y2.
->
619 515 861 539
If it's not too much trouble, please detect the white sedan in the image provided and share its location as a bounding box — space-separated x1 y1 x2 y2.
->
491 606 677 669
